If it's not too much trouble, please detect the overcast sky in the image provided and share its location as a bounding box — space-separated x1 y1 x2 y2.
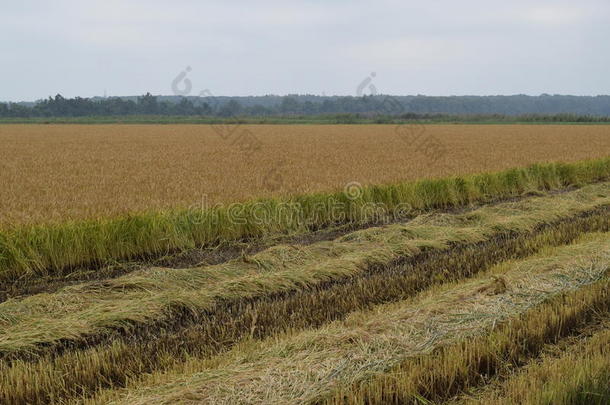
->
2 0 609 101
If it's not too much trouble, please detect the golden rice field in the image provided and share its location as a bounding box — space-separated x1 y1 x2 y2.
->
1 124 609 225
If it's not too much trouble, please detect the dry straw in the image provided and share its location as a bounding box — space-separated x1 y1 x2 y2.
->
83 233 610 405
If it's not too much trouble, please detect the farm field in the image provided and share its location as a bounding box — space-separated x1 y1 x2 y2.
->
0 179 609 404
6 2 610 403
0 125 609 404
1 124 609 225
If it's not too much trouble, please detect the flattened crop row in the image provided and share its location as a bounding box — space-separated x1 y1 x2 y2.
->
80 232 610 405
323 275 610 405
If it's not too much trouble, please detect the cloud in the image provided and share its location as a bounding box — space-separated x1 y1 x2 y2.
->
522 5 592 26
344 37 470 68
1 0 609 100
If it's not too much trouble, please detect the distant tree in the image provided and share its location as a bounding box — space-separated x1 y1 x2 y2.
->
197 102 213 115
218 99 242 117
248 104 272 116
280 96 300 114
302 101 318 114
7 103 32 117
138 93 159 114
174 97 196 115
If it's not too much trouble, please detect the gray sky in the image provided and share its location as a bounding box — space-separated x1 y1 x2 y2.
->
2 0 609 101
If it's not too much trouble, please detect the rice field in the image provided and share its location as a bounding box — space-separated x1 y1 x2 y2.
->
1 182 609 404
1 124 609 225
0 123 609 404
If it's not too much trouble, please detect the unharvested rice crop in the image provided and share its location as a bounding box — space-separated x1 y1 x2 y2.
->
1 124 609 224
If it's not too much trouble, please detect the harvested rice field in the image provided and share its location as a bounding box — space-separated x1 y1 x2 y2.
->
0 123 609 404
1 124 609 225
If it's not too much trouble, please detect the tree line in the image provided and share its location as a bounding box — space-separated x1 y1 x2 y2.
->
2 93 610 118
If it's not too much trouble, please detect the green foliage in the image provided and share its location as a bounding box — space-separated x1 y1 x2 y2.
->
2 94 610 122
